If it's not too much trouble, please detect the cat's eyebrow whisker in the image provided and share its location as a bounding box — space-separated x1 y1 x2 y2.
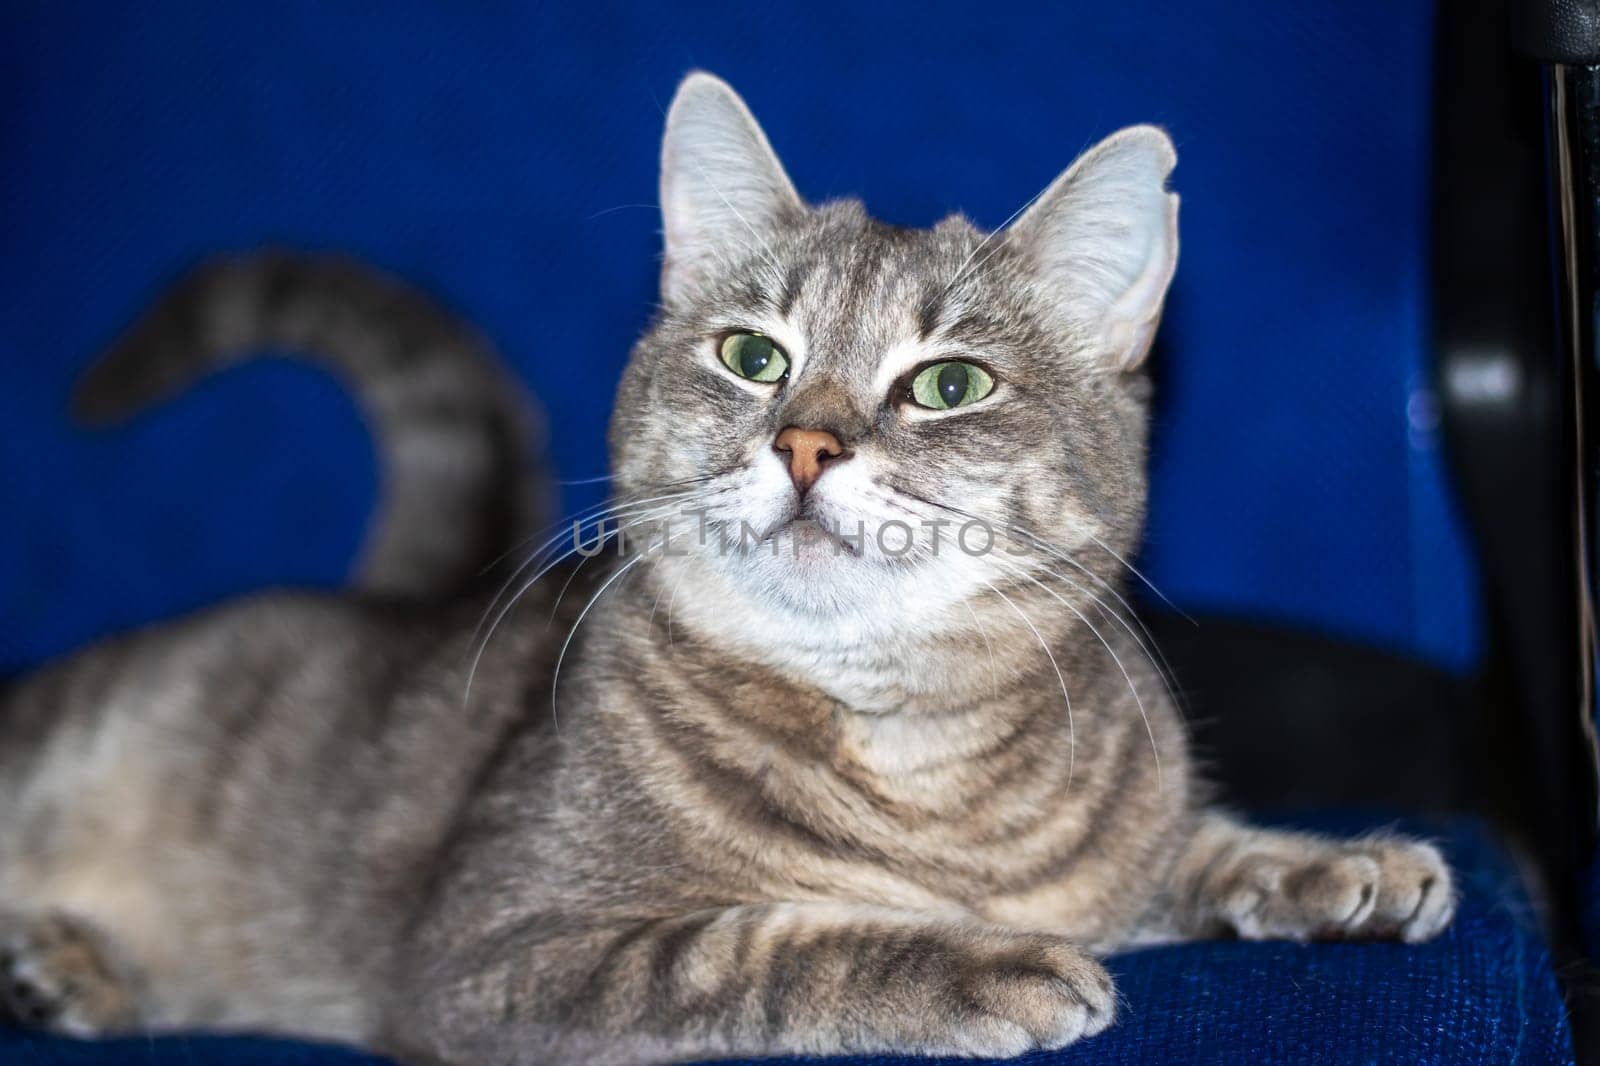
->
686 158 789 289
919 183 1050 320
982 579 1074 792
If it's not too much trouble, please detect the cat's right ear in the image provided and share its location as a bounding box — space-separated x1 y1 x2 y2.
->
659 72 803 305
1008 126 1179 372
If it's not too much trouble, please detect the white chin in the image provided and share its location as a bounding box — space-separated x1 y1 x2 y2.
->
750 545 884 610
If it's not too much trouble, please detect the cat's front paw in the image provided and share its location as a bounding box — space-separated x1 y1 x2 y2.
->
1213 835 1454 943
0 911 141 1037
893 930 1116 1057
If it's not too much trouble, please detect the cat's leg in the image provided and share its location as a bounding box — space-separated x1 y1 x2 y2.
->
0 909 145 1036
389 901 1116 1066
1157 811 1455 943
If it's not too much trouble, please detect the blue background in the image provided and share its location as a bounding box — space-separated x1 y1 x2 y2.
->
0 2 1479 673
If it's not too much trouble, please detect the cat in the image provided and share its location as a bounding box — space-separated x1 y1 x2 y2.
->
0 73 1454 1065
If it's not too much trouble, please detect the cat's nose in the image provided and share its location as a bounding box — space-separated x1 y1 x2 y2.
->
772 426 848 495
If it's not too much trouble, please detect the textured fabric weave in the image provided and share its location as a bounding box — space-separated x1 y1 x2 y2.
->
0 819 1570 1064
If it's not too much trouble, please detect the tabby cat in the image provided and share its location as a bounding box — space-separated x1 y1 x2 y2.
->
0 73 1453 1065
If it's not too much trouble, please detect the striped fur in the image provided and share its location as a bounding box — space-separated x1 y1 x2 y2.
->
73 250 548 598
0 75 1453 1064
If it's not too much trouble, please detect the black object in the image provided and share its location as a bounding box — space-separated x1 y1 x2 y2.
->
1144 613 1486 815
1411 0 1600 1054
1535 52 1600 1063
1513 0 1600 63
1439 0 1597 928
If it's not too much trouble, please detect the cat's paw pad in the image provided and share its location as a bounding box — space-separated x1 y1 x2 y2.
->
0 913 137 1037
933 936 1116 1056
1352 836 1455 942
1216 836 1454 943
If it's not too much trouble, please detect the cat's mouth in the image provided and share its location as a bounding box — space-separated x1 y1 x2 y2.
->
735 490 866 558
756 511 862 558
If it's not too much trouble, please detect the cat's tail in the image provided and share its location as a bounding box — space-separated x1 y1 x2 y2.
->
71 250 550 599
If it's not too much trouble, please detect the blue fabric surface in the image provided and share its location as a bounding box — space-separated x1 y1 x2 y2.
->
0 1 1481 674
0 819 1568 1064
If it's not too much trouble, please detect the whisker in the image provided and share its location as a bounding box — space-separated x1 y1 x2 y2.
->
878 485 1182 713
549 552 648 729
919 183 1050 320
990 522 1183 711
665 570 685 646
982 579 1074 791
486 470 720 571
1085 531 1193 624
519 475 718 561
873 486 1179 777
464 495 715 709
962 598 1002 700
988 553 1163 792
685 157 789 286
474 485 715 643
646 574 672 633
583 202 658 222
543 500 703 625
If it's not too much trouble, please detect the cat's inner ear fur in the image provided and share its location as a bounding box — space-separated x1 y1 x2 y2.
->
1009 125 1179 372
659 72 804 305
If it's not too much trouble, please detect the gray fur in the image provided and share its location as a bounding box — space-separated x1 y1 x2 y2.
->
0 74 1453 1063
73 250 549 598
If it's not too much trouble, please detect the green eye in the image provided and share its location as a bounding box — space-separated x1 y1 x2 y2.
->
910 361 995 410
720 332 789 383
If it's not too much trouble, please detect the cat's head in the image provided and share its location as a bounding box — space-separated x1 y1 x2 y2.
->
610 73 1176 685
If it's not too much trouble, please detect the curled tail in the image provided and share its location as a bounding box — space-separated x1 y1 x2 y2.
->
73 250 549 599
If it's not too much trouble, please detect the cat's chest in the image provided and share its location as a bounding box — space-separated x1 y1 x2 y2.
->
744 706 1182 942
585 625 1180 942
729 784 1171 947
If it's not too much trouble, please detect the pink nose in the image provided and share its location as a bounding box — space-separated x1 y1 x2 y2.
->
772 426 845 494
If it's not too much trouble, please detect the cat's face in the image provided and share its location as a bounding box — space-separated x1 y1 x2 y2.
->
609 74 1177 671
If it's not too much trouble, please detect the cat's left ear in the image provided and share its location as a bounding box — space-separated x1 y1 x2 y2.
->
1009 126 1179 371
659 72 804 305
